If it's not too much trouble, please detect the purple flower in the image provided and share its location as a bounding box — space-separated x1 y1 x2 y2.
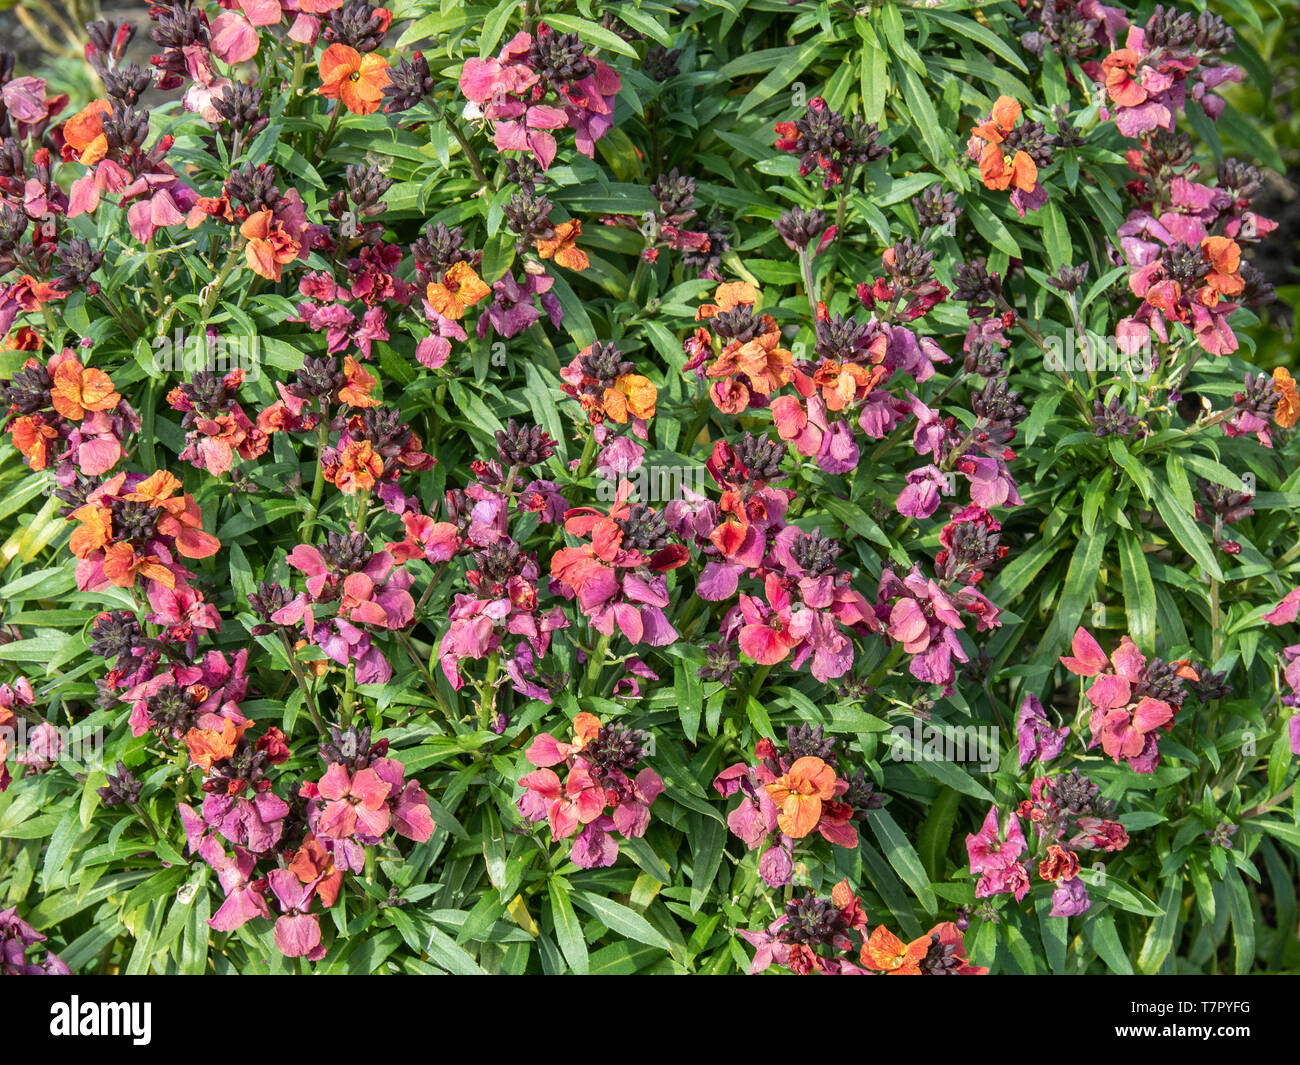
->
1049 875 1091 917
1016 693 1070 768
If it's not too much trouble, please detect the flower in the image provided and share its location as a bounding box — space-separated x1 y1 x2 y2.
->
425 261 491 320
318 44 391 115
536 219 589 271
861 925 928 974
1016 692 1070 768
313 763 392 841
764 755 837 838
1274 367 1299 429
1061 627 1195 772
517 713 662 867
973 97 1037 192
49 355 119 421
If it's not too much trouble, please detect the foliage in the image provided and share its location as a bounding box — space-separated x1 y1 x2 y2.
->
0 0 1296 975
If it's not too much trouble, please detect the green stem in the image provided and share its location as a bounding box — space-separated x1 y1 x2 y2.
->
280 632 325 736
581 632 613 698
735 663 773 720
446 118 489 186
314 106 343 163
303 406 332 540
341 661 356 727
131 802 162 844
797 248 818 321
479 651 501 729
146 236 166 306
199 241 245 328
575 429 598 480
397 629 454 725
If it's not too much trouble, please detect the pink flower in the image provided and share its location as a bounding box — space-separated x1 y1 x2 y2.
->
517 766 604 838
314 763 392 841
371 757 436 842
267 869 326 960
966 806 1026 874
202 838 272 932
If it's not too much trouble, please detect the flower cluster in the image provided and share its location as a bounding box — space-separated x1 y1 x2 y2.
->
518 712 663 867
713 726 881 886
459 28 620 169
1061 627 1197 772
741 879 985 975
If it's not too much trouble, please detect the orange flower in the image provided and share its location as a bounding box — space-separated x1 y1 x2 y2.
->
601 373 658 423
812 360 887 411
318 44 390 116
338 356 381 408
1038 844 1080 883
1273 367 1299 429
1199 236 1244 304
100 541 176 590
764 755 837 838
972 96 1038 193
126 469 183 506
978 141 1037 193
729 332 794 396
69 502 113 558
537 219 589 271
240 209 300 282
860 925 928 974
1101 49 1145 108
126 471 222 560
10 416 59 469
50 357 120 421
329 439 383 494
696 281 757 320
971 95 1022 144
425 261 491 320
5 327 43 352
61 99 112 164
184 718 249 771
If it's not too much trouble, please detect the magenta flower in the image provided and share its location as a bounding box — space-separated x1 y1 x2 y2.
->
876 566 969 693
517 765 605 839
371 757 436 842
1049 876 1091 917
966 806 1027 874
967 806 1030 903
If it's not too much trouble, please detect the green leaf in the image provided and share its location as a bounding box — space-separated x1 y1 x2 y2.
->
1085 913 1134 974
1137 876 1184 974
573 891 674 953
1041 200 1071 268
547 879 589 975
869 810 937 915
1117 531 1158 655
1153 481 1224 581
1223 864 1257 974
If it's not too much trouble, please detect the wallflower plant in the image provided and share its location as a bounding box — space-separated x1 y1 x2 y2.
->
0 0 1295 978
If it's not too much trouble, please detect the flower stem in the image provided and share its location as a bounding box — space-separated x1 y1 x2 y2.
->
303 405 332 540
446 118 489 187
734 663 772 722
280 632 325 736
580 631 613 698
